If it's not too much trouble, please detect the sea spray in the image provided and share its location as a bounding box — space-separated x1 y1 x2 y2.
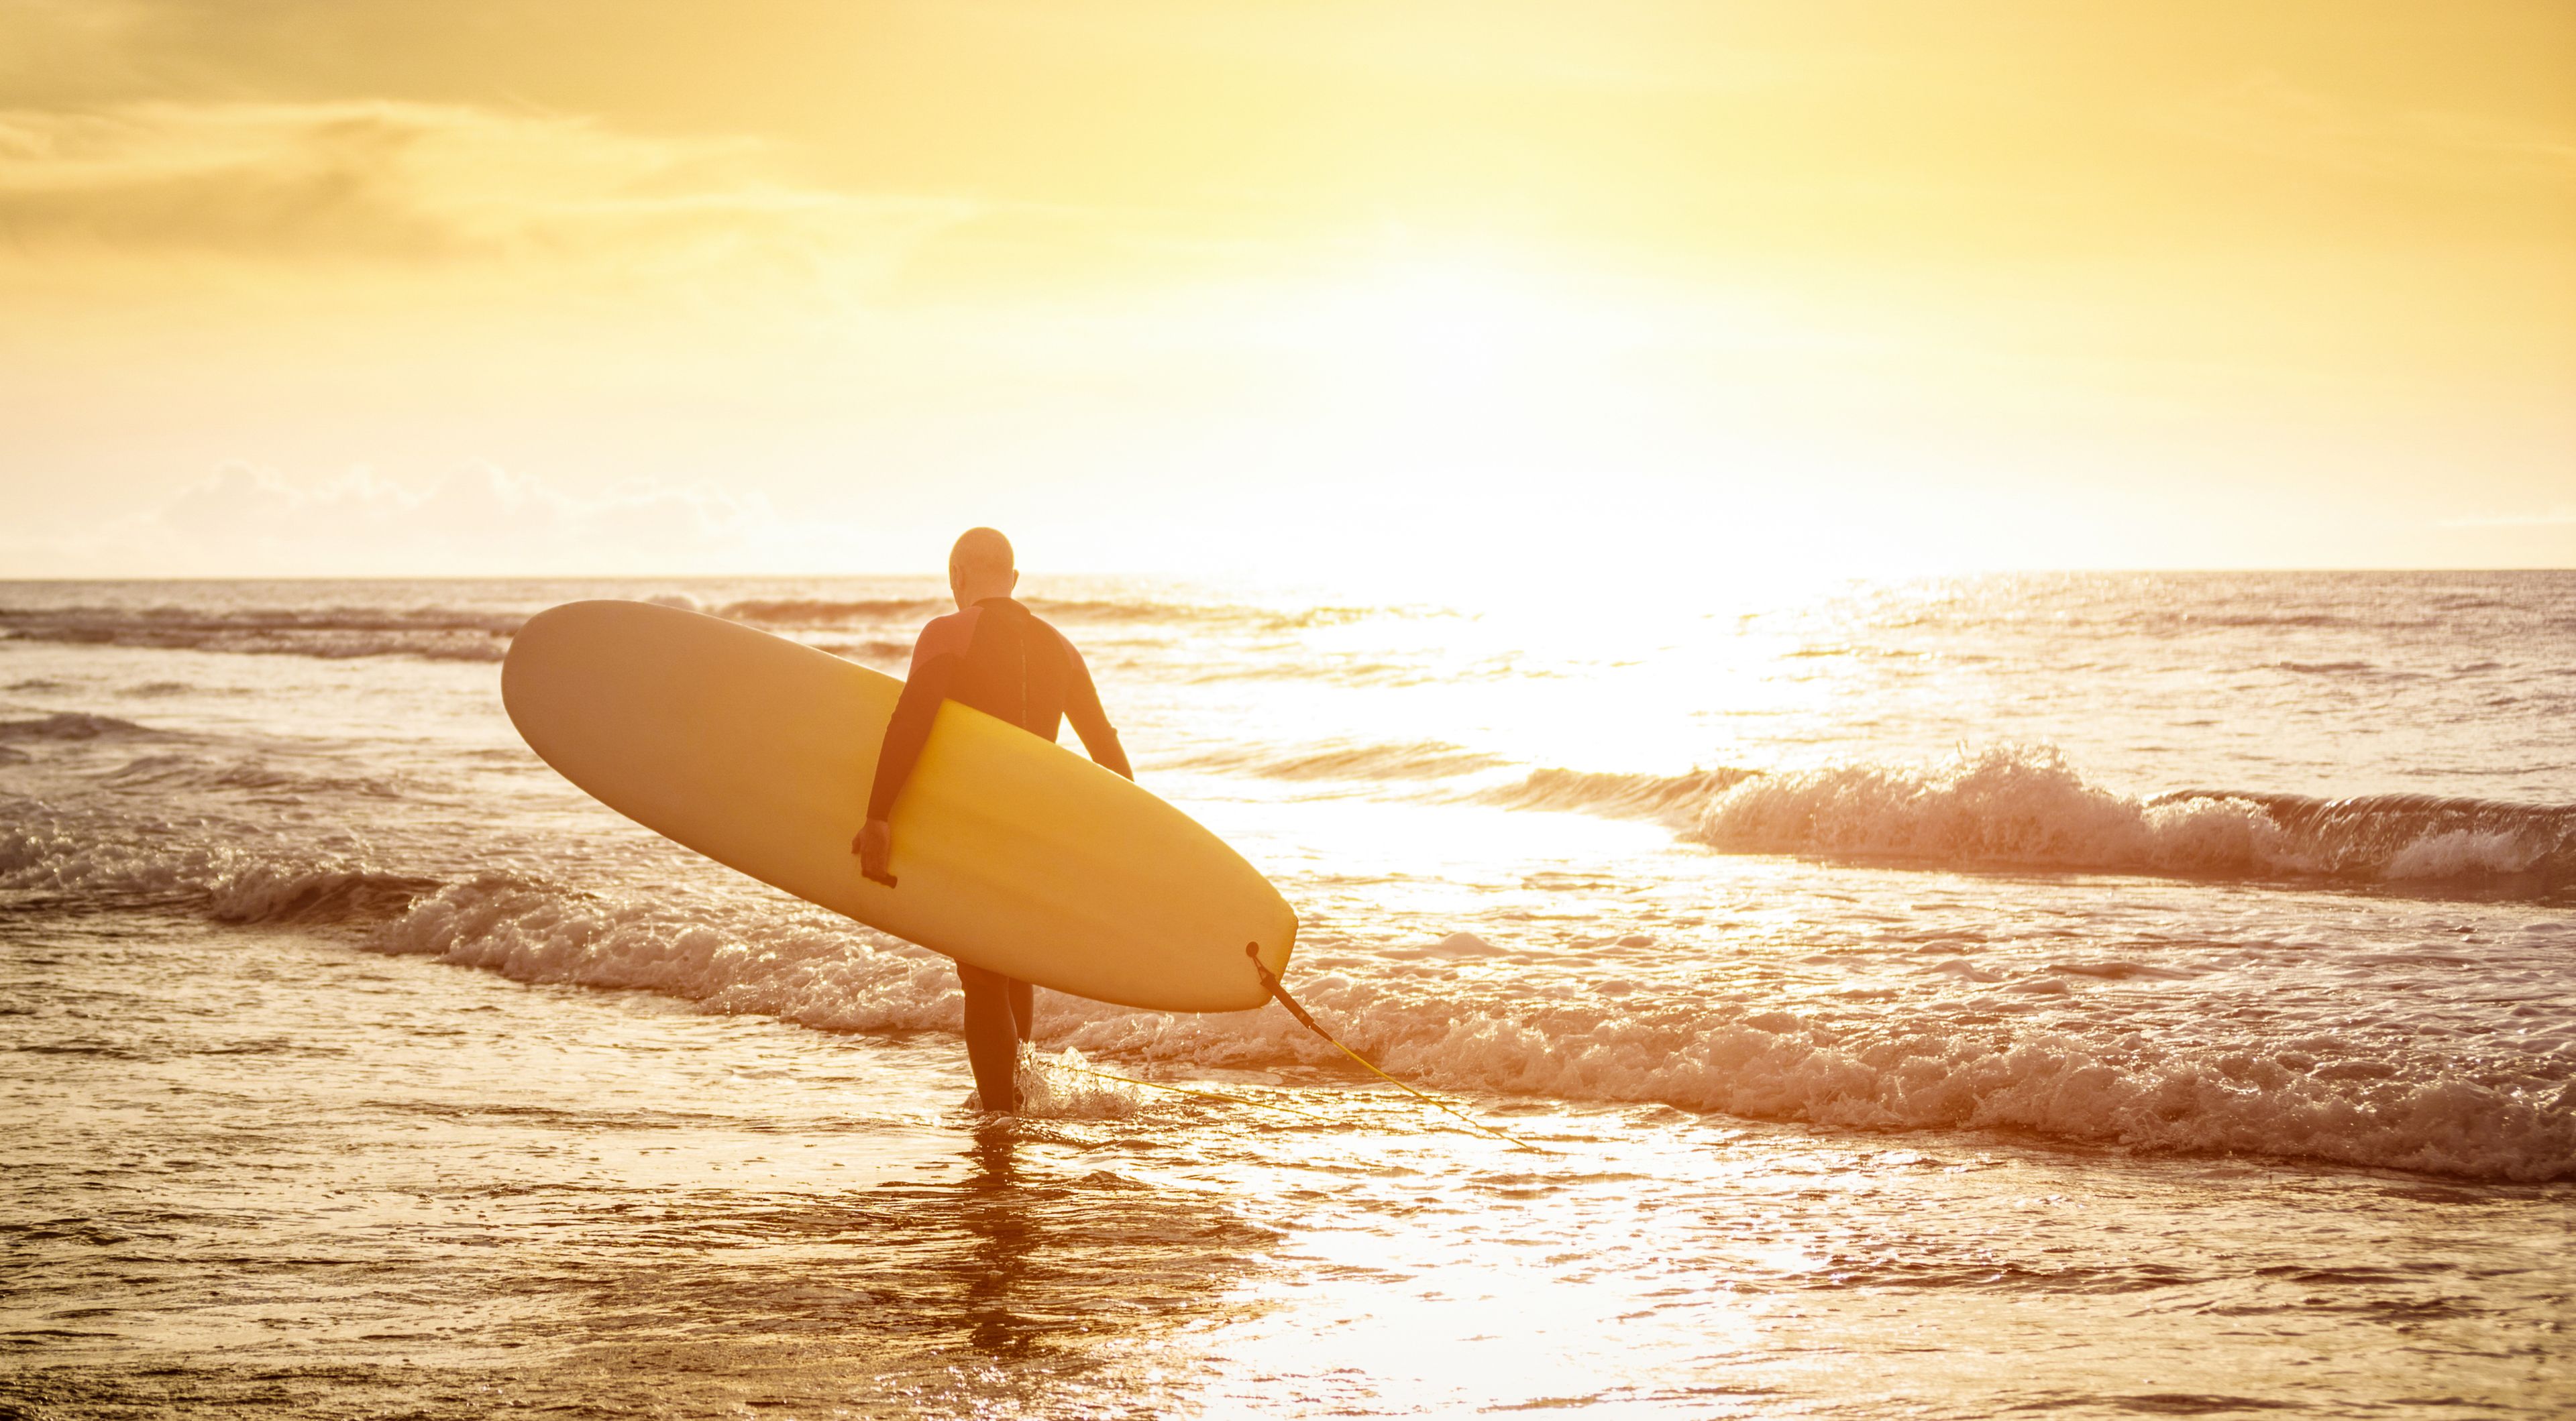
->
1014 1045 1150 1120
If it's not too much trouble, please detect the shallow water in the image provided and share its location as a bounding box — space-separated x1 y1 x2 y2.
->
3 573 2572 1415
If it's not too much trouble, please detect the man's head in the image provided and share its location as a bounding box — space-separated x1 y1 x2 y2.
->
948 527 1018 610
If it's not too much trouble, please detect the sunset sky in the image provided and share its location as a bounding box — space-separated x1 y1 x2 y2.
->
3 0 2570 583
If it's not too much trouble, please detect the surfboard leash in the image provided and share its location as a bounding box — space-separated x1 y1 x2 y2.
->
1244 944 1557 1156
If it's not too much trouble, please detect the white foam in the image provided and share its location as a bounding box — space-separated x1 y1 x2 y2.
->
1690 744 2571 894
9 764 2569 1182
1698 745 2293 872
370 874 967 1035
1014 1046 1148 1120
0 810 432 921
115 855 2559 1183
2383 830 2542 880
1203 984 2576 1182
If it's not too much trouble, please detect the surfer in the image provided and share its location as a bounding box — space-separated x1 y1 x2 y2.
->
854 527 1134 1113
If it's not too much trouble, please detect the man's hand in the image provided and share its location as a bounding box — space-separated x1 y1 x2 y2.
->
853 817 896 887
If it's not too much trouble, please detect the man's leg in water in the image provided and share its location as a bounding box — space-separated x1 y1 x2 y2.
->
957 964 1021 1112
1008 976 1034 1043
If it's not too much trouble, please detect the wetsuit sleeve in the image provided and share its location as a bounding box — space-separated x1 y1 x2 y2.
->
865 620 964 821
1058 638 1133 781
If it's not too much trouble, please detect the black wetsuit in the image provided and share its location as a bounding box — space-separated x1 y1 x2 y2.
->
867 596 1130 820
866 596 1131 1110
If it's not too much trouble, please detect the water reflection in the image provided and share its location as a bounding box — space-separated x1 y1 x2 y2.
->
496 1125 1283 1415
959 1123 1040 1358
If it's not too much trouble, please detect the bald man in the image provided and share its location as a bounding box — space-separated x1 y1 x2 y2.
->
853 528 1134 1113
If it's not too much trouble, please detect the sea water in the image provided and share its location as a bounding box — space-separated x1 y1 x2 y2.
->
3 572 2569 1416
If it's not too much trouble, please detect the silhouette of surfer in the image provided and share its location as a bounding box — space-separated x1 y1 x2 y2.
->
855 527 1133 1113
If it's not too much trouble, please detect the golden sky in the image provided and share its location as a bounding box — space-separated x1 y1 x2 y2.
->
3 0 2571 581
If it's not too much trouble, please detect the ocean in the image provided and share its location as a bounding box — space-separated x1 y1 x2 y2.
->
3 571 2570 1417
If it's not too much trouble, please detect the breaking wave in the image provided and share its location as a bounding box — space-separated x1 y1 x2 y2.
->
1202 736 2575 901
0 812 441 923
5 811 2566 1181
1197 973 2576 1183
303 874 2576 1186
1686 746 2575 899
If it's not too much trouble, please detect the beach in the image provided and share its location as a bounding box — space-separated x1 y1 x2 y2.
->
5 571 2572 1416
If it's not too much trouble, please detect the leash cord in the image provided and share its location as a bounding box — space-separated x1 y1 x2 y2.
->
1243 944 1556 1156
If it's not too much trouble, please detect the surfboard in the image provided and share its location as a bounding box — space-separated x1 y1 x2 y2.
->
500 600 1295 1013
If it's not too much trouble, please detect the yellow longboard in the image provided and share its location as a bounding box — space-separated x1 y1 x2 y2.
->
501 600 1295 1012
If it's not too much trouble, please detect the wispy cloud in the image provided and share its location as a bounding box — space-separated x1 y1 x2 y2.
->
0 100 975 276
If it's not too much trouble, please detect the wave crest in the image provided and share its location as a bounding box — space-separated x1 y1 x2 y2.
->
1688 746 2573 898
369 874 969 1034
1 813 437 922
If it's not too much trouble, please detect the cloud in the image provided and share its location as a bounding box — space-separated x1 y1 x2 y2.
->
0 99 975 279
9 461 865 576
